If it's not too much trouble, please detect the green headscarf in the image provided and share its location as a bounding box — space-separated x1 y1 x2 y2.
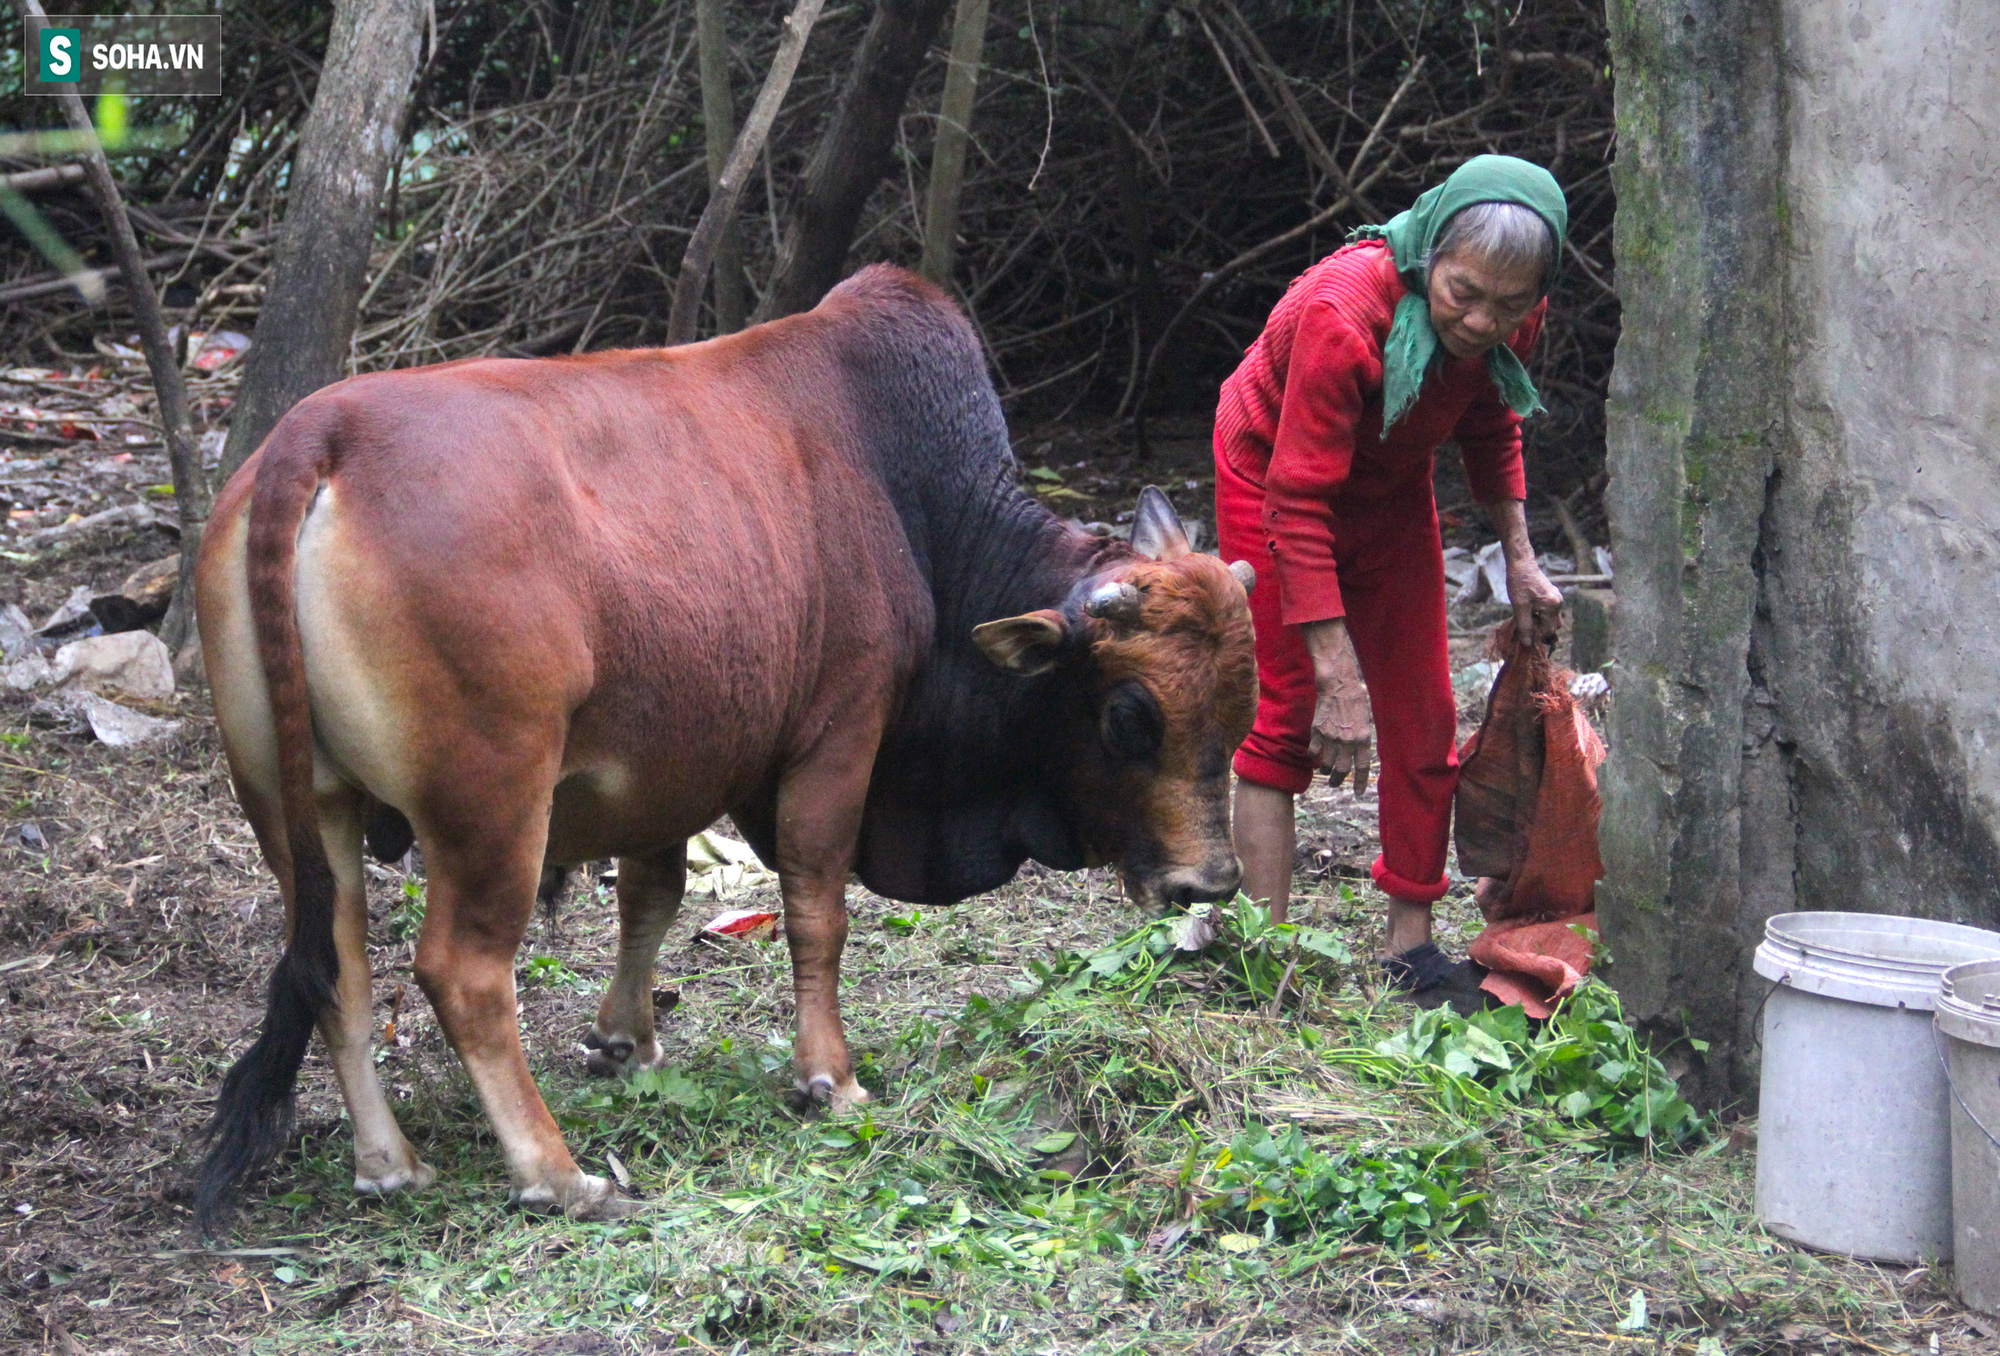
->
1349 154 1567 431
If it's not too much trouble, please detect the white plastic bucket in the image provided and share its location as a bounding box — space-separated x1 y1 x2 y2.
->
1937 959 2000 1315
1753 911 2000 1262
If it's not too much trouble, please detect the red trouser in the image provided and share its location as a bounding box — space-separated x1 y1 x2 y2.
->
1215 437 1457 905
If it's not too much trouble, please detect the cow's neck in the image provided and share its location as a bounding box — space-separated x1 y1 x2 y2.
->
856 475 1133 905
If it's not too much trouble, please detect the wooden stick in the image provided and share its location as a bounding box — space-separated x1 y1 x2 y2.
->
1548 491 1596 573
17 0 208 654
1 164 86 194
667 0 825 344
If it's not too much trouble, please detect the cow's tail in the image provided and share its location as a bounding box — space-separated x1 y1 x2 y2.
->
195 420 341 1235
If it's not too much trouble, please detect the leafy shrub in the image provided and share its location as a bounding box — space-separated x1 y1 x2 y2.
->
1193 1122 1488 1247
521 954 585 988
1372 981 1708 1151
388 877 425 942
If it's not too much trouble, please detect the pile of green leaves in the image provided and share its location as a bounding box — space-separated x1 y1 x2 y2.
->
1369 981 1709 1151
1190 1122 1488 1247
1024 896 1352 1009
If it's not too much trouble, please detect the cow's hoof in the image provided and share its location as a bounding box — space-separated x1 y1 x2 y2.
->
509 1173 640 1221
354 1158 436 1196
581 1026 664 1079
798 1073 871 1116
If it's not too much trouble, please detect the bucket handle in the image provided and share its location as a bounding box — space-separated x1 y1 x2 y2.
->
1932 1023 2000 1153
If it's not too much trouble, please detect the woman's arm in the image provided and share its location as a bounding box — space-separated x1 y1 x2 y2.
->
1457 303 1559 641
1263 300 1375 626
1265 299 1378 784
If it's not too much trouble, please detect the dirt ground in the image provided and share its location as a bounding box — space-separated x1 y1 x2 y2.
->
3 402 1990 1355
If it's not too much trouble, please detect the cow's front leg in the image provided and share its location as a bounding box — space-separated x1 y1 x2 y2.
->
783 864 866 1110
585 850 686 1077
774 721 883 1112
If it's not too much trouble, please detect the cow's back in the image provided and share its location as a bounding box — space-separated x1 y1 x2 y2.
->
226 293 938 864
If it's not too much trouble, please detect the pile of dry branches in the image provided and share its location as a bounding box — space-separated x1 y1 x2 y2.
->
1 0 1616 501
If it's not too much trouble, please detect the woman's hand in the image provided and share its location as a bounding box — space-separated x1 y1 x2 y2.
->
1507 557 1562 643
1300 619 1374 794
1485 498 1562 644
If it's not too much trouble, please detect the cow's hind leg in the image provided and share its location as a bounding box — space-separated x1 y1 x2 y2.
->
584 850 686 1077
413 799 629 1219
318 785 435 1195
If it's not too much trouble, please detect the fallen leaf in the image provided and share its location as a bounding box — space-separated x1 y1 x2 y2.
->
1215 1232 1262 1253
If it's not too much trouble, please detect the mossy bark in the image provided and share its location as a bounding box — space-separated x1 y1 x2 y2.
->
1599 0 1786 1104
1602 0 2000 1101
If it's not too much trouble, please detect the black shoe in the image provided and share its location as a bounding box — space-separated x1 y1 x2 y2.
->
1381 942 1457 991
1381 943 1496 1015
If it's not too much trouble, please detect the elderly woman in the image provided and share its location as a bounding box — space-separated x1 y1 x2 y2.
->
1214 155 1568 1000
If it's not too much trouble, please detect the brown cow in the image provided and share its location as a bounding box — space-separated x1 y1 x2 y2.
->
193 265 1255 1229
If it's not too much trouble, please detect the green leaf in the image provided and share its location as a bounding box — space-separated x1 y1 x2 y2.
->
1087 946 1133 976
1031 1131 1077 1154
1454 1023 1514 1070
1215 1232 1263 1253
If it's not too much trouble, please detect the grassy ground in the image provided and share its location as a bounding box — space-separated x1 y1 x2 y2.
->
2 430 1995 1354
3 699 1993 1354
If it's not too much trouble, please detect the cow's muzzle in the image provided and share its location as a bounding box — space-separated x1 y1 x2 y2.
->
1150 859 1243 910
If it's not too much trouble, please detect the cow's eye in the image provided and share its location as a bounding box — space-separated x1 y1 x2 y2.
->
1101 680 1165 762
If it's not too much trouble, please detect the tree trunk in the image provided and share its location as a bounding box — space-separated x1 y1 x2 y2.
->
215 0 425 484
697 0 747 333
918 0 989 285
754 0 953 323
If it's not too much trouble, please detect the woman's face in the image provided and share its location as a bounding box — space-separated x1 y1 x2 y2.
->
1426 250 1544 359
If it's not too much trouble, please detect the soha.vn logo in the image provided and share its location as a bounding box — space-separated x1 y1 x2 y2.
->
83 39 206 73
37 26 81 81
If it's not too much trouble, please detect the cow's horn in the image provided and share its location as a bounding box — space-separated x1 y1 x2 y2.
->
1083 580 1144 623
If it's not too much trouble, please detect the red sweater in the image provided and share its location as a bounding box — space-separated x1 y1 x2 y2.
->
1215 240 1541 626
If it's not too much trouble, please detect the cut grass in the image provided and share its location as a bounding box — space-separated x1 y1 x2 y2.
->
206 891 1974 1355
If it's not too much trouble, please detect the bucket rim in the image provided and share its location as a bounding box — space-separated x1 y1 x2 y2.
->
1937 958 2000 1048
1754 912 2000 1011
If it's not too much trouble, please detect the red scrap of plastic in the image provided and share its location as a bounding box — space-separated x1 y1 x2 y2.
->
701 909 779 941
191 331 250 373
1454 618 1605 1016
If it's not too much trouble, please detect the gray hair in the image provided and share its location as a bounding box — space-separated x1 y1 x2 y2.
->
1426 201 1556 294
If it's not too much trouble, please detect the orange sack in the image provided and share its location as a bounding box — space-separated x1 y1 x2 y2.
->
1452 619 1605 1017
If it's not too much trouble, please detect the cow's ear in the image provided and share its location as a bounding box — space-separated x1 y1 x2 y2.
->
1131 486 1191 560
972 609 1070 676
